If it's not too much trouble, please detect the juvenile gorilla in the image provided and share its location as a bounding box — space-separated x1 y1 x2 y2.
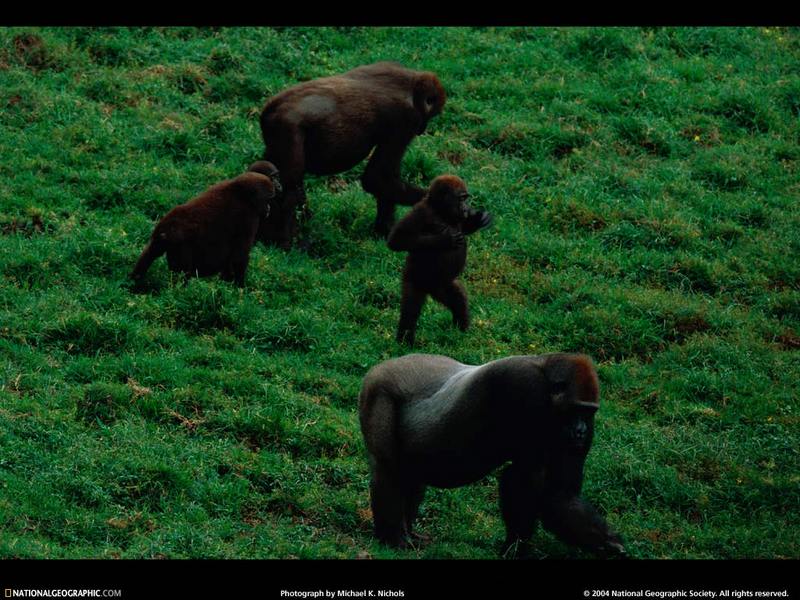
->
387 175 491 346
259 61 447 247
358 352 626 557
130 162 278 287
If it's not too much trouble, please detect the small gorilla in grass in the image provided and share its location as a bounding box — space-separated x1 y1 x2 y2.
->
130 162 279 287
387 175 491 346
358 352 626 557
259 61 447 247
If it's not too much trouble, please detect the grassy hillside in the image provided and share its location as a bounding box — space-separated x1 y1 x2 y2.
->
0 26 798 559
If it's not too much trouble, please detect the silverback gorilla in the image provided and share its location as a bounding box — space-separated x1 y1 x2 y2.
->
387 175 491 346
130 162 278 287
358 352 626 557
259 62 447 247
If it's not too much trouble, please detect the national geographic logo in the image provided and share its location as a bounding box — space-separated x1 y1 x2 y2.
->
4 590 122 598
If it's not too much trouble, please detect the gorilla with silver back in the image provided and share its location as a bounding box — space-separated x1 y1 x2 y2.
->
358 352 625 556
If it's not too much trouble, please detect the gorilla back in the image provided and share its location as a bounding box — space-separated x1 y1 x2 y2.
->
358 352 625 556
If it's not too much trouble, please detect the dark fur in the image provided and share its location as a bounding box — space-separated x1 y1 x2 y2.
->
259 61 447 247
358 352 625 557
247 160 282 194
387 175 491 346
130 166 276 287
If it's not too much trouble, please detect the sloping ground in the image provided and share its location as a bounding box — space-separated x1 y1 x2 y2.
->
0 27 797 558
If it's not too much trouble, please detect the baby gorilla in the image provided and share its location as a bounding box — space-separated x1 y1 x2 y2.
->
130 162 279 287
358 352 626 557
387 175 492 345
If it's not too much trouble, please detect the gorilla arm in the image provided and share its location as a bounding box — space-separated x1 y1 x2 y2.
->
387 206 463 252
537 421 626 556
462 207 493 235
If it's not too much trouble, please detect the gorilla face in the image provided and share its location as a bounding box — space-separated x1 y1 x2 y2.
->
564 413 594 449
553 407 597 453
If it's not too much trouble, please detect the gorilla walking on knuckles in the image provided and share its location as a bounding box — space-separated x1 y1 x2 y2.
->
258 62 446 247
359 352 625 557
130 161 281 287
387 174 491 346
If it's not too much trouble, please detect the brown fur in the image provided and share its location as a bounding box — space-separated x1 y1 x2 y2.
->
573 355 600 405
387 175 492 345
258 62 447 247
130 168 276 288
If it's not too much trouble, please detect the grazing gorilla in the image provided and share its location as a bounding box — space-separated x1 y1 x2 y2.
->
130 163 278 287
259 61 447 246
387 175 491 346
358 352 626 557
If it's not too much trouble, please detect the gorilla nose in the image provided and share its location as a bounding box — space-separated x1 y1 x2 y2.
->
569 420 588 443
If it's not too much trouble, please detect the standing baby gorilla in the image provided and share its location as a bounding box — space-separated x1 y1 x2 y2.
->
259 61 447 246
387 175 491 346
359 352 626 557
130 162 280 287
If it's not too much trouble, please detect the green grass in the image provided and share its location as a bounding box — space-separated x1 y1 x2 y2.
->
0 26 798 559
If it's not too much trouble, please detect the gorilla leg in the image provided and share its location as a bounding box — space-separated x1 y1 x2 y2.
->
402 482 427 539
374 197 398 240
281 186 307 248
361 389 409 546
499 462 542 550
227 231 257 287
256 202 288 249
220 264 234 283
369 463 409 547
397 280 427 346
362 139 426 237
431 280 469 331
223 254 249 288
166 243 194 276
263 128 306 249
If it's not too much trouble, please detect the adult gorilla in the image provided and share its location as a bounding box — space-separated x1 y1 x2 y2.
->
358 352 626 557
259 62 446 247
